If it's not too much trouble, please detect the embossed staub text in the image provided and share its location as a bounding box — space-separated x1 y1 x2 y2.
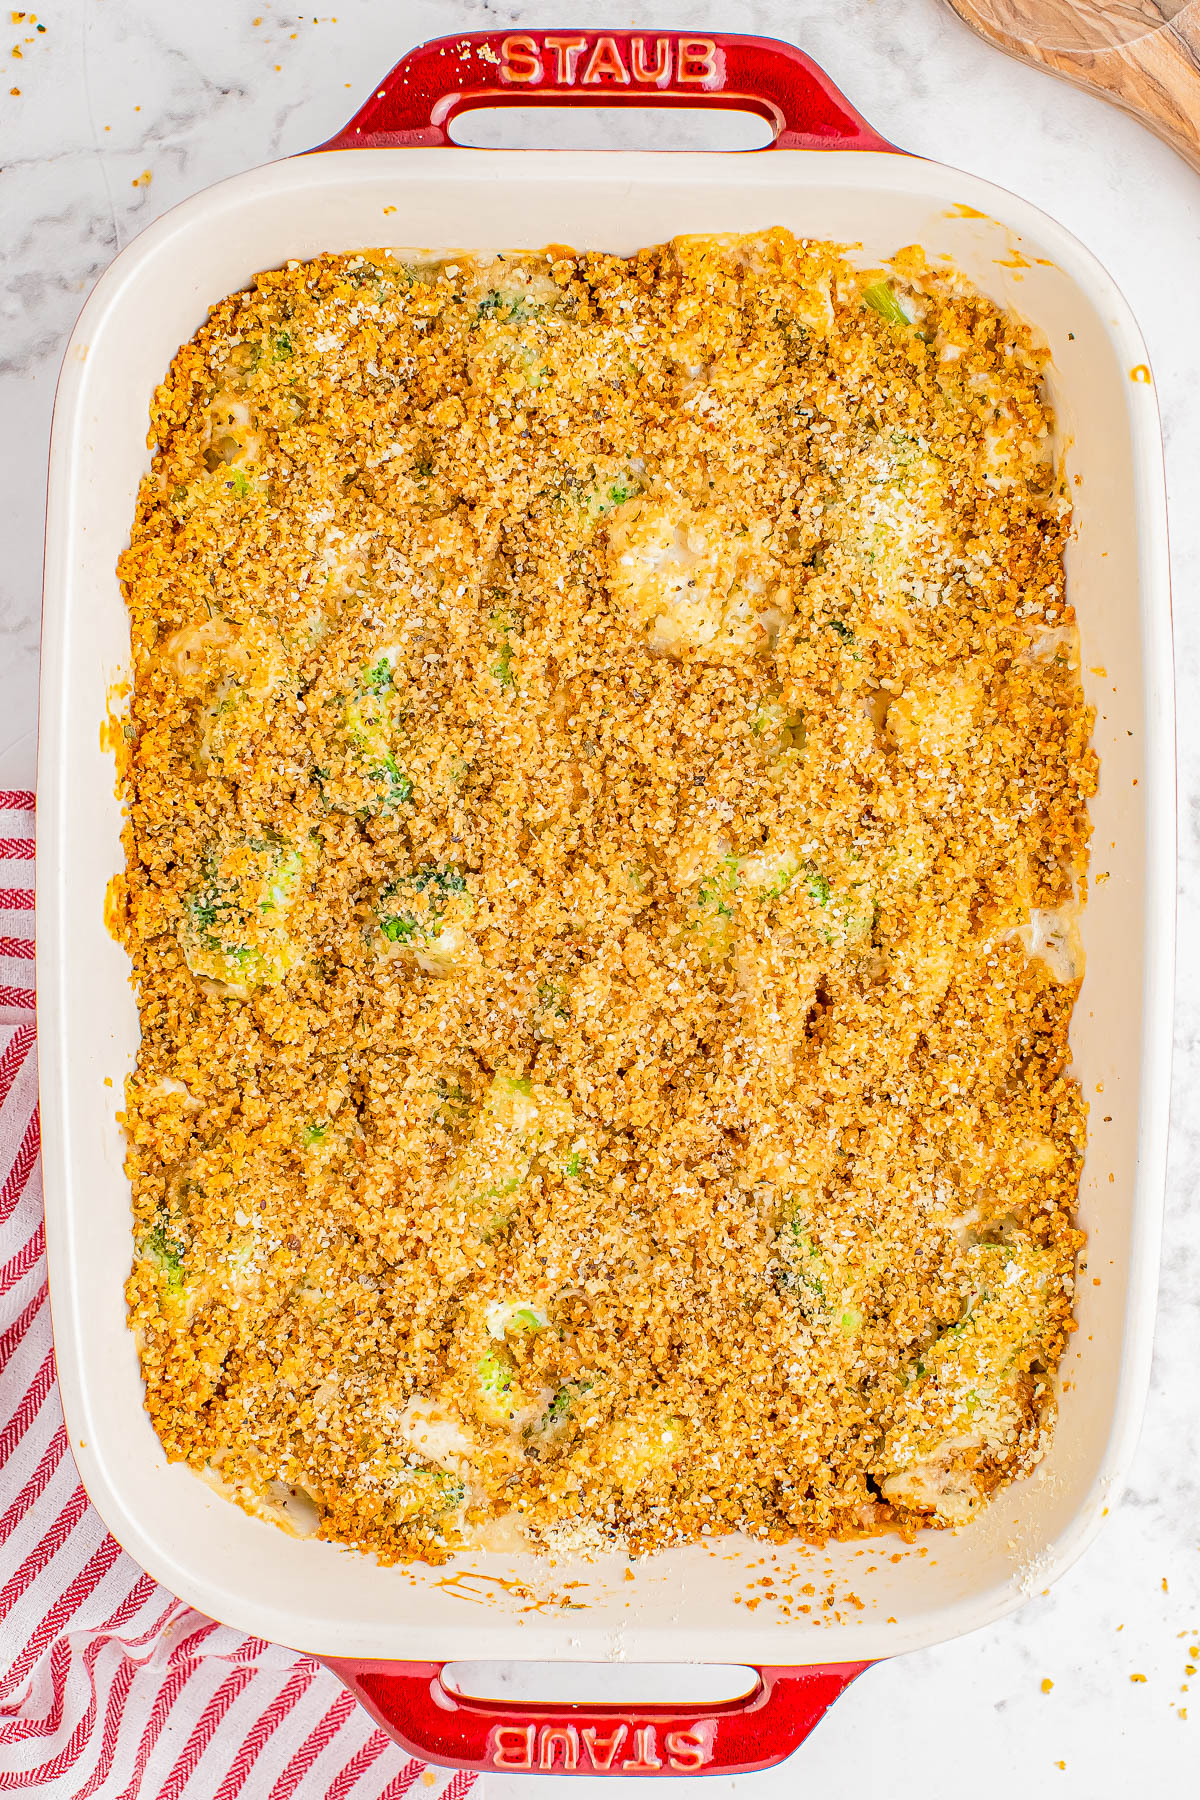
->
499 34 721 90
487 1719 714 1772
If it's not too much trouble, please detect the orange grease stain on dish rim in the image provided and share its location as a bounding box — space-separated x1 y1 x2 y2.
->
433 1570 534 1607
1130 365 1152 384
99 713 125 757
102 682 135 799
947 203 989 219
102 681 131 742
432 1569 588 1614
104 872 128 940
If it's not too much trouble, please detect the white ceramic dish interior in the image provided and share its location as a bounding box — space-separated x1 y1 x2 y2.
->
39 130 1173 1674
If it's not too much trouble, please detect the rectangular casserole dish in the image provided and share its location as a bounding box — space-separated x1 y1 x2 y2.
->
37 29 1174 1779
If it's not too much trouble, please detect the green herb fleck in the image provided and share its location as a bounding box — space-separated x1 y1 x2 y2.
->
805 868 832 908
492 641 515 688
477 290 532 322
375 756 412 807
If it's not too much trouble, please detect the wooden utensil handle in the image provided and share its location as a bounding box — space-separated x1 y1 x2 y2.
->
947 1 1200 174
1106 4 1200 171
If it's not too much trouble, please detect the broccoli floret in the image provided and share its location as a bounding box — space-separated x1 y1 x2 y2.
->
697 858 738 914
142 1224 185 1297
784 1225 827 1312
477 289 533 322
430 1078 471 1130
380 913 417 945
474 1346 534 1424
179 833 312 994
314 648 411 815
491 640 515 688
805 867 832 907
341 668 412 814
739 849 802 900
388 1465 465 1523
580 470 644 523
487 605 522 691
800 865 874 946
380 867 467 934
377 867 472 975
545 1377 593 1425
750 696 805 756
532 975 571 1040
776 1209 875 1343
875 1235 1060 1521
446 1071 564 1231
377 754 413 808
478 1349 514 1399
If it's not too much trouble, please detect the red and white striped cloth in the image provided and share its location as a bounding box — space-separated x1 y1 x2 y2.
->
0 795 478 1799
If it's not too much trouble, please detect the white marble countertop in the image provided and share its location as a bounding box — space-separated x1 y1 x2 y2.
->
3 1 1198 1793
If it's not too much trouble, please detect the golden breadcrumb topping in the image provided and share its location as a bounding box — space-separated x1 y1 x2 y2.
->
117 230 1092 1563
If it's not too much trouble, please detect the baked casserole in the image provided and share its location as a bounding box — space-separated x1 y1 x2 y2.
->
114 229 1093 1563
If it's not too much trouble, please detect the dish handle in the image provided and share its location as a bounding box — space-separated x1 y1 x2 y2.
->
321 1658 872 1777
313 30 896 153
